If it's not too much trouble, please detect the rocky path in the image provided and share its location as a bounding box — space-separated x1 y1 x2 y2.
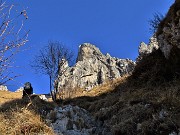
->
46 105 111 135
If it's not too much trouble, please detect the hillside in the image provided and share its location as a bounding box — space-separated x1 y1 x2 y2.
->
64 64 180 134
0 0 180 135
0 91 22 104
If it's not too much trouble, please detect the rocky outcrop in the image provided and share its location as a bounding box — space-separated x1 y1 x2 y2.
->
138 35 159 61
56 43 135 91
46 105 109 135
0 85 8 91
38 95 48 101
138 0 180 60
15 87 23 92
157 0 180 58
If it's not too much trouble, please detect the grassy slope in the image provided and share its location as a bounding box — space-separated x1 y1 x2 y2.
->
0 91 22 104
0 92 56 134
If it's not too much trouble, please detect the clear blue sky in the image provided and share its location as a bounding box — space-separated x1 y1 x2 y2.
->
7 0 174 94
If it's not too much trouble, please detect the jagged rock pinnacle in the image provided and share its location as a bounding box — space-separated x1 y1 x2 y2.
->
55 43 135 91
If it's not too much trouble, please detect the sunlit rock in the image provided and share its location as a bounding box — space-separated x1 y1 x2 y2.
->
56 43 135 91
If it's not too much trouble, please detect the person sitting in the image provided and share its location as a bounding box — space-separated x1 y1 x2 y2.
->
22 82 33 98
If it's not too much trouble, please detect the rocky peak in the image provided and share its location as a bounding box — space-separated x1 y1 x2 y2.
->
55 43 135 92
76 43 103 62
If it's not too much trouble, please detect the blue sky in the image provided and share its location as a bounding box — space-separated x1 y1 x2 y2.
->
7 0 174 94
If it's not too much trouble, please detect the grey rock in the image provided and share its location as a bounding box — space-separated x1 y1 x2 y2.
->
0 85 8 91
157 2 180 58
46 105 106 135
169 131 178 135
56 43 135 91
137 35 159 61
159 109 168 119
39 95 48 101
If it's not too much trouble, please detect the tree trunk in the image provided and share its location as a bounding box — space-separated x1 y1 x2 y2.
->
50 76 57 102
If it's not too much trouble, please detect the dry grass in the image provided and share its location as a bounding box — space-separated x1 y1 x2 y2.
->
0 91 22 104
0 109 54 134
0 94 56 135
83 76 129 97
56 86 84 100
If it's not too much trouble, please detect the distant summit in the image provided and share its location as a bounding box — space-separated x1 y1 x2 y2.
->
55 43 135 91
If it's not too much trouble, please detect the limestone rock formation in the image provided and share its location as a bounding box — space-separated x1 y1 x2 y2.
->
157 0 180 58
56 43 135 91
46 105 109 135
0 85 8 91
138 35 159 61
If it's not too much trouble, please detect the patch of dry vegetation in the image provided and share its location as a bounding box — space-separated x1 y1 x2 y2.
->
0 96 56 134
84 76 129 97
0 91 22 104
0 109 54 134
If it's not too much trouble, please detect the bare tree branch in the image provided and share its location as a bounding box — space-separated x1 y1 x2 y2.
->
0 1 29 85
149 12 164 33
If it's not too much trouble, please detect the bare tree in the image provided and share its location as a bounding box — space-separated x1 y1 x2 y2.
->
31 41 73 101
0 1 29 85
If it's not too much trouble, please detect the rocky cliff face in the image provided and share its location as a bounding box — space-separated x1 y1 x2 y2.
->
157 0 180 58
56 43 135 91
